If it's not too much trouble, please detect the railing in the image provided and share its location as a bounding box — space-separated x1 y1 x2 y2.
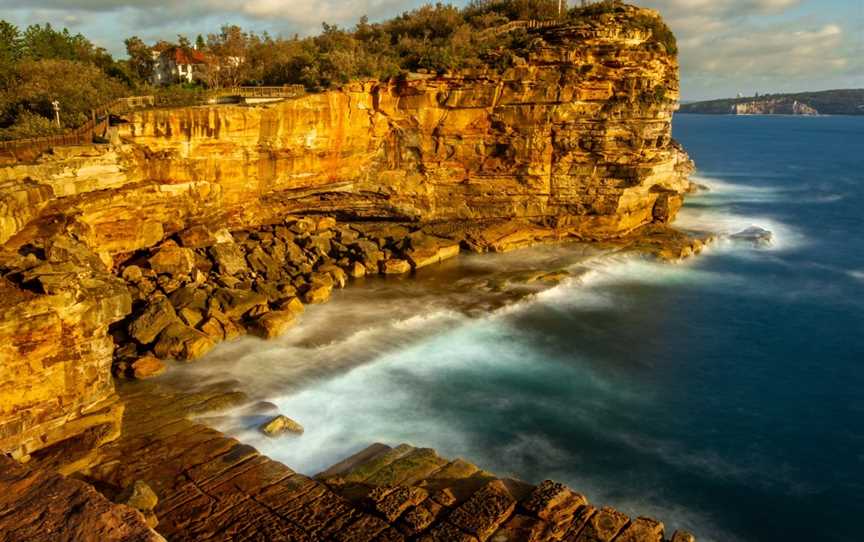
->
217 85 306 99
0 95 154 161
479 19 562 39
0 86 307 161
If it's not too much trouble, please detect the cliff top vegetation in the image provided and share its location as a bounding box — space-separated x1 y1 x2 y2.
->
0 0 675 140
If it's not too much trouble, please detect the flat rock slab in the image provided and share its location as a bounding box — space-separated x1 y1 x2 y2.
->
24 379 694 542
0 455 163 542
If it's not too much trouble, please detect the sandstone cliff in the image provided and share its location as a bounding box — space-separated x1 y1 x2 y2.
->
0 4 693 464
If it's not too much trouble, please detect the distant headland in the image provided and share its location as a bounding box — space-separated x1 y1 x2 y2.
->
680 89 864 116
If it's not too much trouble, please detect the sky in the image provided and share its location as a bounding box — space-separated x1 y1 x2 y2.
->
0 0 861 101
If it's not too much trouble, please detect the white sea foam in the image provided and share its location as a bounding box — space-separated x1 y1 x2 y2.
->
167 174 795 540
848 270 864 282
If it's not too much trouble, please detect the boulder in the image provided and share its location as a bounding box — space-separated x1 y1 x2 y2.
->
129 299 177 344
211 288 268 319
209 243 248 276
381 259 411 275
153 322 215 361
117 480 159 512
246 246 281 278
177 225 224 248
313 216 337 232
730 226 773 247
405 239 461 269
253 311 296 339
122 265 144 283
260 415 304 436
351 239 384 268
671 531 696 542
44 235 106 271
148 245 195 276
130 356 167 379
178 307 204 327
348 261 366 278
303 283 332 304
318 263 348 288
275 297 305 316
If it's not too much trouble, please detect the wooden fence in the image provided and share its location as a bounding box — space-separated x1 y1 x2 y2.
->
0 96 155 161
0 87 305 161
216 85 306 99
479 19 562 39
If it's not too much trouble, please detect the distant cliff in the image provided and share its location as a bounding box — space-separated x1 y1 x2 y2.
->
680 89 864 116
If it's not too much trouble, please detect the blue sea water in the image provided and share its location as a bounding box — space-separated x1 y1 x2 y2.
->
177 114 864 541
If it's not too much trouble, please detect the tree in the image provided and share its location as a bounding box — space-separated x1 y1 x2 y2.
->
207 25 251 88
0 20 21 84
124 36 154 83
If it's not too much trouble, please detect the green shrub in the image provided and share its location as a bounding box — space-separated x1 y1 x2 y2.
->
0 110 61 140
629 14 677 55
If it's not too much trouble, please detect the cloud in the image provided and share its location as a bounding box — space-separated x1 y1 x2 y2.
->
639 0 862 98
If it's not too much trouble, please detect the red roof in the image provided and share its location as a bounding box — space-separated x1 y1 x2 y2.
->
170 48 209 65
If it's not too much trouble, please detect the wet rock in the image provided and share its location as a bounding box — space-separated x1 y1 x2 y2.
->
275 296 305 316
348 260 367 278
253 310 296 339
153 322 215 361
128 298 177 344
491 514 546 542
211 288 268 318
521 480 586 522
614 517 664 542
319 263 348 288
577 506 629 542
382 259 411 275
671 531 696 542
372 486 429 523
130 356 166 379
303 283 332 304
447 480 516 541
730 226 773 247
260 414 304 436
405 235 461 269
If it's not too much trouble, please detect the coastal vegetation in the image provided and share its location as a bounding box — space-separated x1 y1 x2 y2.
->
0 0 677 139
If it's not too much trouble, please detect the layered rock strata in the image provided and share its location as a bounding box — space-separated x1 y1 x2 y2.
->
0 4 698 526
0 235 130 462
0 5 690 256
0 454 164 541
57 380 695 541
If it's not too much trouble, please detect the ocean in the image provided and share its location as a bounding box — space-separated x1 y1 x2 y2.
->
170 114 864 542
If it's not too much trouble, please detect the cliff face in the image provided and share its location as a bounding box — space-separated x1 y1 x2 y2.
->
1 6 690 257
732 98 818 115
0 5 693 460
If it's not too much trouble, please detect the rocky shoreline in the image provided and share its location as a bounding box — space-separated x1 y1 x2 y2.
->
0 5 709 538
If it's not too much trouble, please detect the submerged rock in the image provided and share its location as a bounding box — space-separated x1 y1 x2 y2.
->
260 415 304 436
730 226 773 247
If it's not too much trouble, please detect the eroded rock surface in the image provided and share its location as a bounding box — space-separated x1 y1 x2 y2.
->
47 380 695 542
0 454 164 542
